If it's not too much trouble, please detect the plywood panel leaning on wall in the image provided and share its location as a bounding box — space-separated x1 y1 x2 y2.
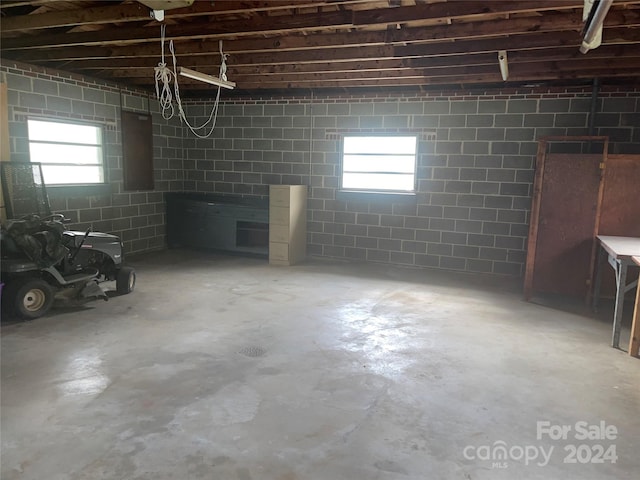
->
524 136 609 302
598 155 640 237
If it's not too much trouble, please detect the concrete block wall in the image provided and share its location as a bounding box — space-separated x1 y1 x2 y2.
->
3 57 637 272
1 60 185 254
183 87 639 276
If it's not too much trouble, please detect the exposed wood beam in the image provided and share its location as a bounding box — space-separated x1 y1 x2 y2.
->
0 1 371 34
39 28 640 77
59 44 394 69
513 57 640 75
9 9 640 65
0 19 563 62
0 3 150 33
1 10 352 49
98 62 498 81
101 55 493 78
219 68 640 89
190 57 640 83
0 1 589 50
94 46 640 80
394 27 640 57
0 29 584 65
129 66 640 90
351 0 583 25
507 44 640 62
0 0 50 9
2 1 639 92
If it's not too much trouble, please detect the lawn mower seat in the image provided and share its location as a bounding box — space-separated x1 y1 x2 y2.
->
5 216 68 267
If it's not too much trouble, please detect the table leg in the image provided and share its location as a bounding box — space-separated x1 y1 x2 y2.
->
630 276 640 358
612 261 628 349
592 247 606 312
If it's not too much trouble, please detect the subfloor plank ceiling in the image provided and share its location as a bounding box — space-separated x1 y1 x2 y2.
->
1 0 640 95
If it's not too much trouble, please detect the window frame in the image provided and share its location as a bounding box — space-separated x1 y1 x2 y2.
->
27 116 108 190
339 133 418 196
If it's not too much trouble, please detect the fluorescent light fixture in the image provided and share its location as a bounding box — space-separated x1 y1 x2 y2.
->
498 50 508 81
580 0 614 54
178 67 236 89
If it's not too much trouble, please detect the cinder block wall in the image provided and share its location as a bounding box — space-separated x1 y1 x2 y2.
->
183 88 639 276
1 60 185 254
3 58 638 274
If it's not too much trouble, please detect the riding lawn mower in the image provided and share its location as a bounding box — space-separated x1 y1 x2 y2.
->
0 162 135 320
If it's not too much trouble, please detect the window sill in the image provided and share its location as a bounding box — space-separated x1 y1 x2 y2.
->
47 184 112 198
337 190 417 204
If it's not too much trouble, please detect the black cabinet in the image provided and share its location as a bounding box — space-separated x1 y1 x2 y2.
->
166 193 268 255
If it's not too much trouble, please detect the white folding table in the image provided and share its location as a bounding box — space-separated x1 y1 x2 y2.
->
592 236 640 350
630 256 640 358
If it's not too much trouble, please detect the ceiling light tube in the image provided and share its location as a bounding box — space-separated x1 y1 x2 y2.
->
498 50 508 81
580 0 614 54
178 67 236 89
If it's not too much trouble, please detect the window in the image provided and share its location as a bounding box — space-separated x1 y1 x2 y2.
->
27 118 105 185
341 135 417 193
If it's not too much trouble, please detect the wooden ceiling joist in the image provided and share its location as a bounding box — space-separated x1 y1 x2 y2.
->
1 0 639 92
0 1 373 33
1 1 592 51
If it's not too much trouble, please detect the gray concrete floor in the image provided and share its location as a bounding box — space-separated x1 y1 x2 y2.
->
1 249 638 480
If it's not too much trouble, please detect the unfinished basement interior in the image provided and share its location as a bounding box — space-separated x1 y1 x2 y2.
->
0 1 639 479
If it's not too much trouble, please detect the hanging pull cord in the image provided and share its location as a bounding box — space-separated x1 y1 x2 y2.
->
153 25 225 138
154 24 175 120
171 39 222 139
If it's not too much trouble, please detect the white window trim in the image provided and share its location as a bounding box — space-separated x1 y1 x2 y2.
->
27 117 107 187
340 134 418 194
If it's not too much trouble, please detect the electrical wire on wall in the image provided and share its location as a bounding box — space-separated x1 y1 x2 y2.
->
153 24 224 138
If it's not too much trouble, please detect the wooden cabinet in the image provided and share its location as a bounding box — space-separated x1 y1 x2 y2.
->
269 185 307 266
